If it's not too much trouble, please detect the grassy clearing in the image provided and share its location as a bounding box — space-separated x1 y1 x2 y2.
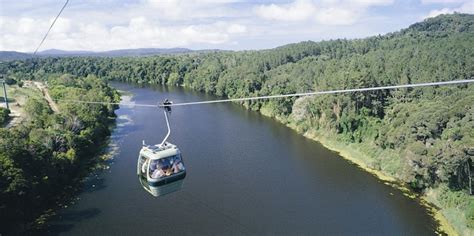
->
2 83 52 126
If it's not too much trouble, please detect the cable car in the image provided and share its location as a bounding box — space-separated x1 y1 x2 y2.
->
137 100 186 197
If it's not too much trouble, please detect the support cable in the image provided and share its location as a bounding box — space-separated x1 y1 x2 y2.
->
57 99 157 107
33 0 69 55
164 79 474 107
55 79 474 108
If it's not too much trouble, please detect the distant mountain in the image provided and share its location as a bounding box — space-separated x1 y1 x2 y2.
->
36 47 195 57
0 47 211 60
0 51 33 61
98 48 194 56
39 49 92 56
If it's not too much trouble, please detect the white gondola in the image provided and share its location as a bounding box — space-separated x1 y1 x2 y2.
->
137 100 186 197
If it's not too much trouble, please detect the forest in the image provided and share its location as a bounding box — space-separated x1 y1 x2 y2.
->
1 13 473 233
0 75 119 233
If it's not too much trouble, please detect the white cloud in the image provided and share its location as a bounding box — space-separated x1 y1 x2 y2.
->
1 0 467 52
348 0 393 6
227 24 247 34
181 26 229 44
0 15 248 52
426 1 474 18
17 18 37 34
315 8 361 25
144 0 185 19
51 17 72 33
254 0 317 21
426 8 454 18
0 0 252 52
421 0 467 4
254 0 394 25
143 0 245 20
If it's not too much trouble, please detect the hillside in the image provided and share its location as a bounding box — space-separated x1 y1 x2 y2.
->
0 51 32 61
0 47 200 61
36 47 194 57
1 13 473 234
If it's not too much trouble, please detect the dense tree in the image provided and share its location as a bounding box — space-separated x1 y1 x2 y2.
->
0 75 119 233
0 13 473 233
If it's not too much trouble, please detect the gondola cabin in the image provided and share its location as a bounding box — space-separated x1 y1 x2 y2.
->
137 142 186 197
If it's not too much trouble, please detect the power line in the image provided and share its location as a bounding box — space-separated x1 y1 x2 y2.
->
57 99 158 107
166 79 474 107
56 79 474 108
33 0 69 55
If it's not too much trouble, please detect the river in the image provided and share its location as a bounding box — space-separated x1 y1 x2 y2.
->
44 82 437 235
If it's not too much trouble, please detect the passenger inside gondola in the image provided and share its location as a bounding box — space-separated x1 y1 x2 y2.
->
160 159 171 176
171 156 185 173
151 167 165 178
148 155 185 179
150 161 164 178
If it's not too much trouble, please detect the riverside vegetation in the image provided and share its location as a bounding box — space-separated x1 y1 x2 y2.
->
1 14 473 234
0 75 119 233
0 107 10 125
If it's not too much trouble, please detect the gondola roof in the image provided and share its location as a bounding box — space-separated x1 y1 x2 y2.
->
140 142 180 160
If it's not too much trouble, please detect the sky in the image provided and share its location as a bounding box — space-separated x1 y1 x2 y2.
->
0 0 473 52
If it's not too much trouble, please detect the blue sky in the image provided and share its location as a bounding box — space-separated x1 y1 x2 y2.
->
0 0 472 52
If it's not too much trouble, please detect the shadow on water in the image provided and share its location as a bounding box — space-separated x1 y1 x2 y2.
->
56 208 101 222
33 174 107 234
41 208 101 236
82 177 107 194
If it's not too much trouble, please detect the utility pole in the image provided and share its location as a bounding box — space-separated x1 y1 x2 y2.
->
468 158 473 195
0 75 8 110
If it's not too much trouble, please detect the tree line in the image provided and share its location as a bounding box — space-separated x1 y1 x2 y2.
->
1 13 473 231
0 75 119 233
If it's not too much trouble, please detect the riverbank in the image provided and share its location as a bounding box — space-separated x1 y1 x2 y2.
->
256 109 461 235
297 129 458 236
29 93 129 233
116 83 463 236
0 76 120 235
26 124 118 236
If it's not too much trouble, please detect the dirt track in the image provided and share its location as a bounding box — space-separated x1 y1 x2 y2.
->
34 81 59 113
1 81 59 128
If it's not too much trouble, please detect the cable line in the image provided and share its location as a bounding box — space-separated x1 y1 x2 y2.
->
55 79 474 108
165 79 474 107
57 99 158 107
33 0 69 55
23 2 473 109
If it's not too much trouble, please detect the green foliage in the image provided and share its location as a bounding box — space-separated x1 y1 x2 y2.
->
0 75 118 233
1 13 473 231
437 184 471 209
468 201 474 228
4 78 17 85
0 107 10 125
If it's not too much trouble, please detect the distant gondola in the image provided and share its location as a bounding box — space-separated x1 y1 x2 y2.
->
137 100 186 197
